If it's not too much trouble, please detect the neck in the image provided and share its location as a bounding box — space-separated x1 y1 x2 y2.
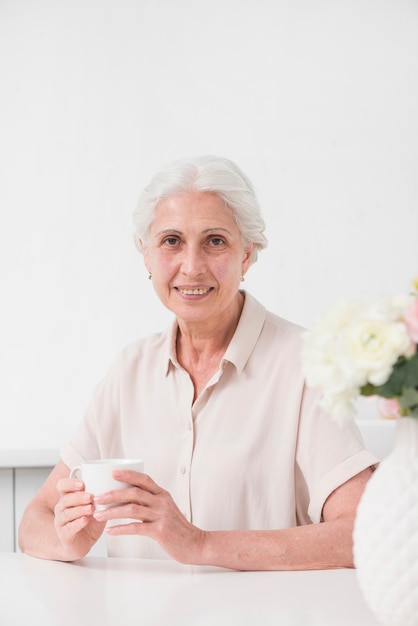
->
176 292 244 370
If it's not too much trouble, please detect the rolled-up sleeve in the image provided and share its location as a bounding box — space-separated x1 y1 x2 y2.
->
296 384 378 524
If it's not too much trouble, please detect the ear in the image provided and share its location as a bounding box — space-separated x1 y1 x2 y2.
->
138 239 151 273
241 243 255 276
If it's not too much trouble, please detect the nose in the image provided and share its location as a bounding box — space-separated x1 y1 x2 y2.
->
180 243 206 276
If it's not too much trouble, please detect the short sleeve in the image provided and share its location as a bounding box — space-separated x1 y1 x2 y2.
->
295 384 378 524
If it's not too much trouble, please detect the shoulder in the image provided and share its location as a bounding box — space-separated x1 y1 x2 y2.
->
244 291 305 331
261 311 306 374
119 327 171 369
121 329 168 357
240 292 307 374
244 291 306 347
101 325 173 384
265 307 305 336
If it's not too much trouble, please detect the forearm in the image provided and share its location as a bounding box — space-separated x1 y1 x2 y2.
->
101 470 367 569
19 503 71 561
192 469 373 571
18 502 97 562
195 517 355 571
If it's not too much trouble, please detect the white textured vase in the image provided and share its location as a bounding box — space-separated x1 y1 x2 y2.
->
353 416 418 626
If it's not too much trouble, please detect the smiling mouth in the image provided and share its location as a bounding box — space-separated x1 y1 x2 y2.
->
176 287 213 296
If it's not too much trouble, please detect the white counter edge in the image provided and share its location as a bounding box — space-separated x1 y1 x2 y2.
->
0 449 60 468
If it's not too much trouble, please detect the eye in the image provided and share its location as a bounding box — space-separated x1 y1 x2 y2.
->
162 236 181 247
208 236 226 247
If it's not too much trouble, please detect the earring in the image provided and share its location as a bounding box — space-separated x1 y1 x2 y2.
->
240 275 245 282
148 273 152 280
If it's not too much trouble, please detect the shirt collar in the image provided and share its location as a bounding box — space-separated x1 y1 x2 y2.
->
163 290 267 377
163 321 179 376
222 290 266 374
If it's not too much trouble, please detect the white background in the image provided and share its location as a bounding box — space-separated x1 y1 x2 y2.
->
1 0 417 449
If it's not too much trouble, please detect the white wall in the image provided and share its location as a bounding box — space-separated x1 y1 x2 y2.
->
1 0 417 449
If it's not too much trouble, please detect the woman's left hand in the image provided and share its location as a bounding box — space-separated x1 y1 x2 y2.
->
92 470 207 563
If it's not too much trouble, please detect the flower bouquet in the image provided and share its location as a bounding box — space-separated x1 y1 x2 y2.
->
301 279 418 424
302 278 418 626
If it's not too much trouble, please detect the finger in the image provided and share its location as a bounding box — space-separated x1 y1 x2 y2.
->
93 502 156 524
57 477 86 496
58 490 95 513
55 498 95 527
55 514 90 537
112 470 164 496
105 521 144 536
94 485 153 509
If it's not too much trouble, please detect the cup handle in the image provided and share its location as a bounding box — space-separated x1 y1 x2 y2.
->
69 466 81 479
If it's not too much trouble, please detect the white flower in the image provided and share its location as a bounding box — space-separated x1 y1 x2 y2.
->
302 295 414 424
340 300 412 386
302 300 358 386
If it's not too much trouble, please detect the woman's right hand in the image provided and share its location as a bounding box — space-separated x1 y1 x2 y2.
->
18 460 105 561
53 476 107 559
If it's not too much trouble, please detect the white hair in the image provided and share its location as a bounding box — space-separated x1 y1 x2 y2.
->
132 155 267 263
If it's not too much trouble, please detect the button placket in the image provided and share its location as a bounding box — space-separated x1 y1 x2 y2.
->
175 368 195 520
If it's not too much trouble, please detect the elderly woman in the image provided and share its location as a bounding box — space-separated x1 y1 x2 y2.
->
19 155 377 569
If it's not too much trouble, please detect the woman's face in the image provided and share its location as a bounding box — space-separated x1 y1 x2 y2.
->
141 190 254 328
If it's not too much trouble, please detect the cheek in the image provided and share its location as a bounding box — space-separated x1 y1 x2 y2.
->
213 258 241 283
150 254 178 281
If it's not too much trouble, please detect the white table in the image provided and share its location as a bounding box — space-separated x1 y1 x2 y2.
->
0 553 381 625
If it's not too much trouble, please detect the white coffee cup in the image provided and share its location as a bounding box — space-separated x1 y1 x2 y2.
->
70 458 144 511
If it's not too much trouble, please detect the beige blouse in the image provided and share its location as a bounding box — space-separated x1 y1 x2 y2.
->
61 291 378 559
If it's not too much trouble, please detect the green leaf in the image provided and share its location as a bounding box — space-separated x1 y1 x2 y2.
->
398 387 418 410
402 352 418 387
360 383 378 397
381 360 409 396
361 353 418 399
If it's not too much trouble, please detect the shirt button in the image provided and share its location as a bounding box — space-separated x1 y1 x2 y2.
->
180 466 187 475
